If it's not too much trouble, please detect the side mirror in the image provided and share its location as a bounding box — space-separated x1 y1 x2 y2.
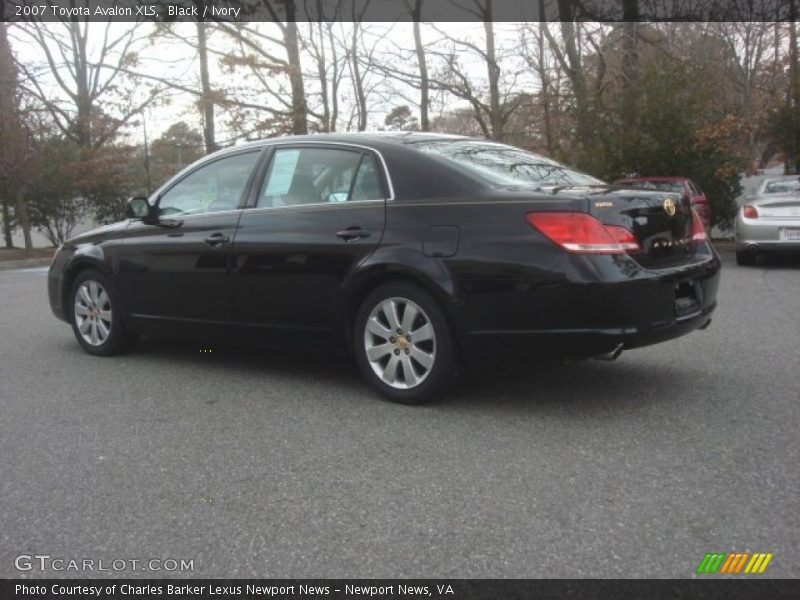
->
126 196 152 220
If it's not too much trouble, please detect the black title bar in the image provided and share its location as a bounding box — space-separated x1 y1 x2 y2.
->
3 579 800 600
2 0 796 23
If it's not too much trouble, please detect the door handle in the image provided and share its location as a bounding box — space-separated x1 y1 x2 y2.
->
336 227 371 241
204 233 231 247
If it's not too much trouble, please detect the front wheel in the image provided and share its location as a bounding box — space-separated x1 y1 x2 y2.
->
69 269 135 356
354 282 458 404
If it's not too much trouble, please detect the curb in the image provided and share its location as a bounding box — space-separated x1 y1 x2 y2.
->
0 257 52 271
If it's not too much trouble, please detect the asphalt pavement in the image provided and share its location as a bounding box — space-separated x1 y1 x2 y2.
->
0 250 798 578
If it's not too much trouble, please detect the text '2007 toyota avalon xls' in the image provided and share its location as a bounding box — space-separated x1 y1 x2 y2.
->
48 133 720 404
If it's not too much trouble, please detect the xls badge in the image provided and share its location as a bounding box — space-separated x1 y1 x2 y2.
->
663 197 677 217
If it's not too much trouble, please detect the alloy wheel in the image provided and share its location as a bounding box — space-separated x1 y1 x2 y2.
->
73 280 113 346
364 297 436 389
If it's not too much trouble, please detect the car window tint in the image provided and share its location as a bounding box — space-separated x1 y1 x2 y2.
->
413 140 604 188
259 147 369 207
632 181 684 193
158 152 259 217
351 154 384 201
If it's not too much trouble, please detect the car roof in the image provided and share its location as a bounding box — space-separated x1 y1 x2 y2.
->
209 132 477 156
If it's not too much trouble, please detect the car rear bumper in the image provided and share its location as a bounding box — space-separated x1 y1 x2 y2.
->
465 304 714 362
735 216 800 250
457 246 721 363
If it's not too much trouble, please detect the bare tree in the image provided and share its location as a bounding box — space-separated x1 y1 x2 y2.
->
12 20 157 150
301 1 346 132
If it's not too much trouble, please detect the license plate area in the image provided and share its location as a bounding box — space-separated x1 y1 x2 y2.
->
779 227 800 241
674 279 701 316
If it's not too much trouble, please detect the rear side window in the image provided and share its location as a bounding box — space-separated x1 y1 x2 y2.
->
258 147 384 208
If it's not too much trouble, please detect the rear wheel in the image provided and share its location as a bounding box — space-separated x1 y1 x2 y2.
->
355 282 457 404
69 269 134 356
736 249 757 266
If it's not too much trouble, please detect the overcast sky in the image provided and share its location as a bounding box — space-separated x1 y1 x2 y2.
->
11 21 531 146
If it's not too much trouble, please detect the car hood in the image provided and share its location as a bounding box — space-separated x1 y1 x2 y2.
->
66 220 129 245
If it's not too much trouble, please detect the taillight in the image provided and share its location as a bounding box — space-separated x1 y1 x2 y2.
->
525 212 640 254
743 205 758 219
691 209 707 242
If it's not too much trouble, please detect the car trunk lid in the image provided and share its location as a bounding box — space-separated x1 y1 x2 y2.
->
754 195 800 219
586 188 697 268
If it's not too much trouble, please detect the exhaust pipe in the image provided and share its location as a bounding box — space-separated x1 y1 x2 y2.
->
594 343 624 362
747 244 759 256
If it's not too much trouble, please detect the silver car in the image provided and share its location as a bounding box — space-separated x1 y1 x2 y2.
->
735 175 800 265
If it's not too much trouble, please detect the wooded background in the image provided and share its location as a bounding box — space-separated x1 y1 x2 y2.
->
1 1 798 248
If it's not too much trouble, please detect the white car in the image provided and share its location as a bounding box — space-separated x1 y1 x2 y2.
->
735 175 800 265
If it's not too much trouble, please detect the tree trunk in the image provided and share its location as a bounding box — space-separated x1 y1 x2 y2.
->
70 21 92 148
483 2 502 140
1 200 13 248
790 2 799 173
327 22 340 132
282 1 308 135
351 23 368 131
0 24 31 250
554 0 592 153
15 187 32 251
536 14 554 154
196 22 217 153
314 20 331 132
621 1 639 119
412 1 430 131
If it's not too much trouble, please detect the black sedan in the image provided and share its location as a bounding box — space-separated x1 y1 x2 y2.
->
49 133 720 404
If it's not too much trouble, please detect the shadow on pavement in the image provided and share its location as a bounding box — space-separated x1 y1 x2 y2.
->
128 336 687 413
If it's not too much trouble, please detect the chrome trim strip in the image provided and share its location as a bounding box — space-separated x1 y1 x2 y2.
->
128 208 243 223
240 199 384 217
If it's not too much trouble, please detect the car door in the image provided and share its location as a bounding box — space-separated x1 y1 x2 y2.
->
118 149 263 323
232 144 388 332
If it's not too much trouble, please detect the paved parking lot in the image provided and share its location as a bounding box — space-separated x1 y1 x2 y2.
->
1 249 798 578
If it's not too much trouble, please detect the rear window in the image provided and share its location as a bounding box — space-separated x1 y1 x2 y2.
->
412 140 604 189
623 180 685 193
764 178 800 194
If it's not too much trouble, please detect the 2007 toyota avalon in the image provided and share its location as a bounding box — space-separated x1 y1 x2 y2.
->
48 133 720 404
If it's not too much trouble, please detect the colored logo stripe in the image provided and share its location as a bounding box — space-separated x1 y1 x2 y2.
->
696 553 726 574
744 553 773 574
720 553 749 573
696 552 773 574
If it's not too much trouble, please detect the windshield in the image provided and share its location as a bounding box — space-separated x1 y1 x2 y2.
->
764 178 800 194
413 140 605 189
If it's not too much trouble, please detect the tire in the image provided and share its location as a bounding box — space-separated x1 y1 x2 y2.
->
69 268 135 356
354 282 458 404
736 250 756 266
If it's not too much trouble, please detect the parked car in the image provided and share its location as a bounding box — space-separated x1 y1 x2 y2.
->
613 176 711 229
48 133 720 404
735 175 800 265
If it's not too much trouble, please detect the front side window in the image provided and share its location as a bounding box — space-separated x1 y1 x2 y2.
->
158 152 260 217
412 140 604 189
259 147 384 208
